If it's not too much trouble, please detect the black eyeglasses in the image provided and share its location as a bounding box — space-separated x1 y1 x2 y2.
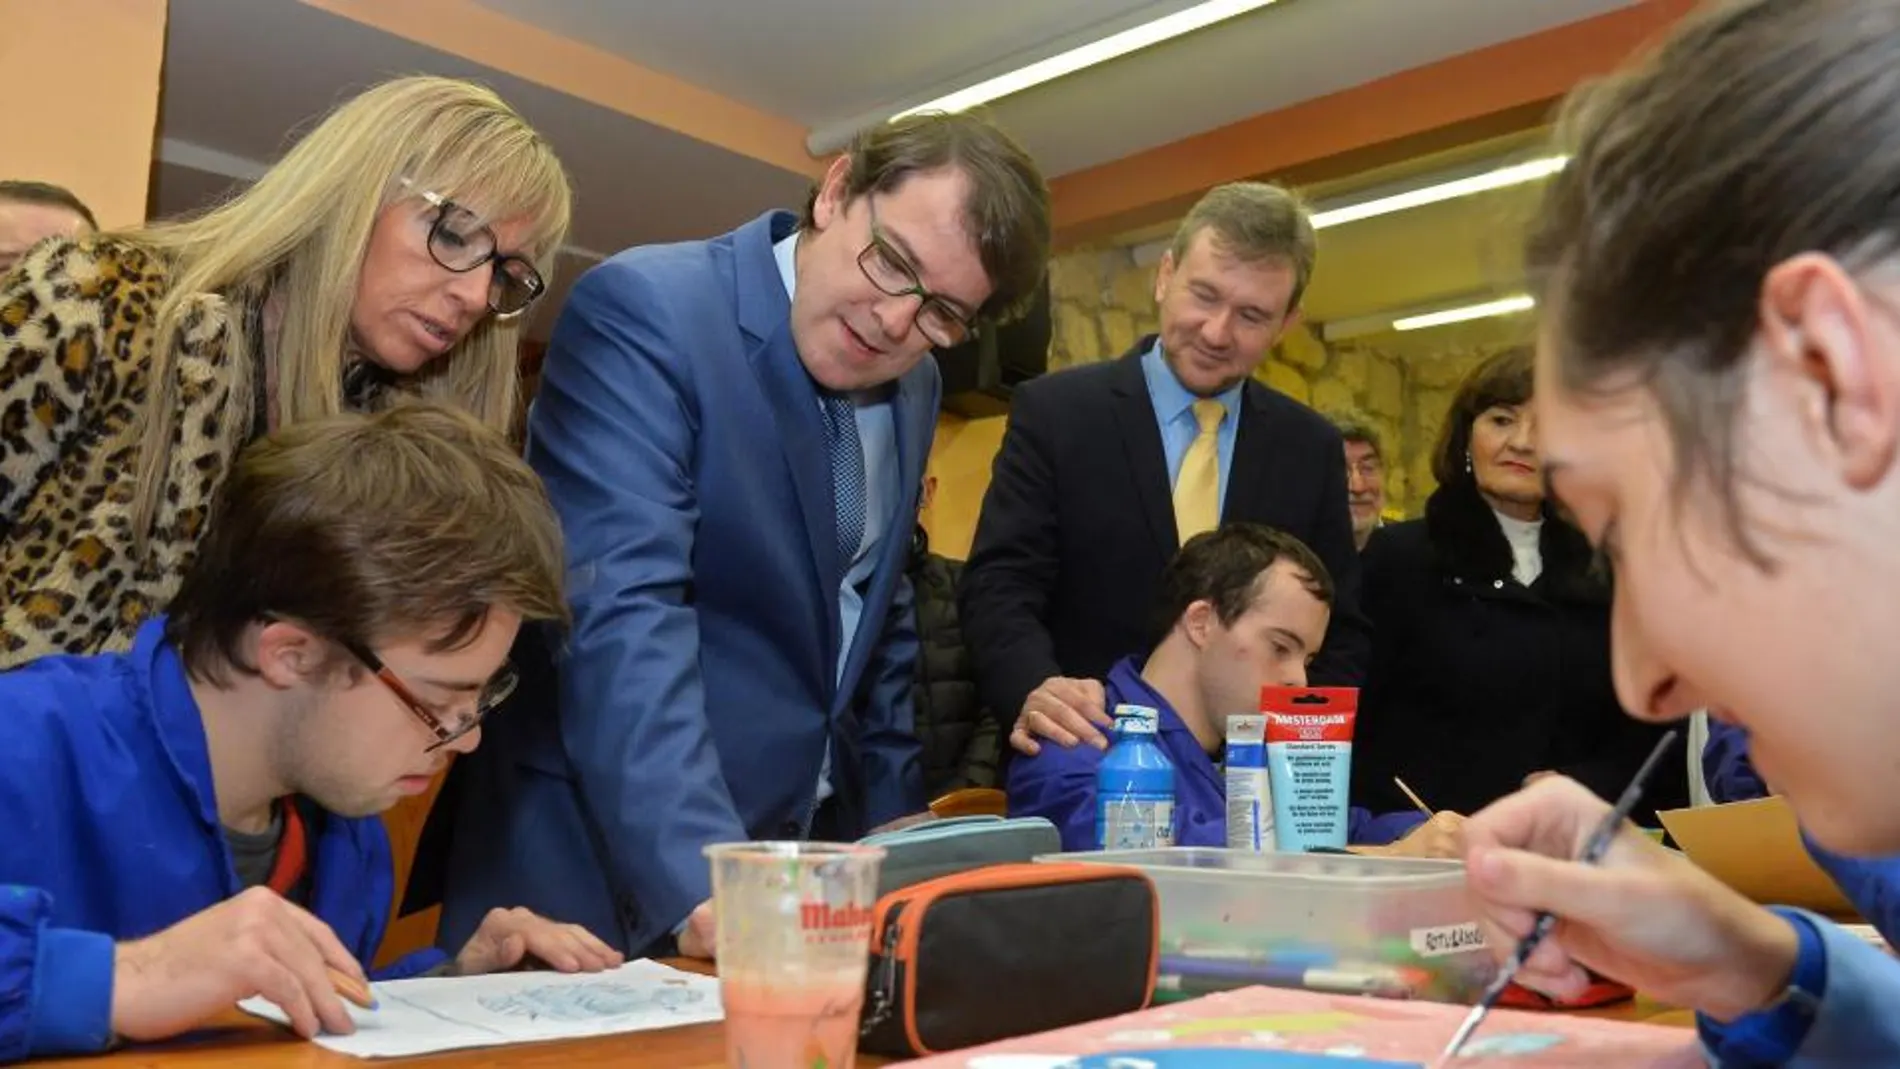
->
341 638 518 754
401 179 546 319
857 198 976 349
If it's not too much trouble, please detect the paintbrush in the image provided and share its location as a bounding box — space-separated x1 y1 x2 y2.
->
1432 729 1678 1066
1394 776 1434 817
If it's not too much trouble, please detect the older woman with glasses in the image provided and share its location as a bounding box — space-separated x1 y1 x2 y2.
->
0 75 570 669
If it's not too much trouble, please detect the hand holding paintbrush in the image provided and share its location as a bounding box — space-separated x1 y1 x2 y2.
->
1437 730 1810 1064
1435 731 1678 1064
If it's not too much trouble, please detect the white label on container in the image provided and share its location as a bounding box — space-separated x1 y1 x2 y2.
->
1410 922 1487 958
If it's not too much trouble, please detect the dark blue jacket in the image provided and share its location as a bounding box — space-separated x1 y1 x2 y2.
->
0 620 441 1062
1006 658 1425 852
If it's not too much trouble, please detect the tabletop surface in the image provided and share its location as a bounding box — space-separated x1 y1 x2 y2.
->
31 960 1686 1068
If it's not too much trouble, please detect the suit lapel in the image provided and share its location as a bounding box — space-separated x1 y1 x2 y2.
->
737 213 843 645
1107 349 1179 558
1226 382 1281 525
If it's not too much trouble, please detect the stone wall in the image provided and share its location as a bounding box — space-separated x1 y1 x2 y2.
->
1047 243 1512 517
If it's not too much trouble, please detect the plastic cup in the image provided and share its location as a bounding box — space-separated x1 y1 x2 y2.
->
705 841 885 1069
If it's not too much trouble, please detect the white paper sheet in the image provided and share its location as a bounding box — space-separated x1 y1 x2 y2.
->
238 958 724 1058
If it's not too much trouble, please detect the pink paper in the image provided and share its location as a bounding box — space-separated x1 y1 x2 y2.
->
906 986 1701 1067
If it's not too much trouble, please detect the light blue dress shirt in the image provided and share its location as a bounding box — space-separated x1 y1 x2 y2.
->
774 233 897 803
1141 342 1243 516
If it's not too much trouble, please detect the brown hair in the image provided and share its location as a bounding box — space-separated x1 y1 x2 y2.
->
801 111 1050 324
1325 406 1385 462
1169 182 1318 310
1430 347 1534 488
0 180 97 229
166 402 568 684
1149 523 1334 649
1525 0 1900 562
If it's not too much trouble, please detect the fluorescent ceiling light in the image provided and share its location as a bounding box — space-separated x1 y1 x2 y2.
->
1392 295 1535 332
892 0 1281 119
1311 156 1568 230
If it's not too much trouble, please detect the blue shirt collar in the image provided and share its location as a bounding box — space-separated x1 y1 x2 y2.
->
772 230 798 302
1140 339 1243 429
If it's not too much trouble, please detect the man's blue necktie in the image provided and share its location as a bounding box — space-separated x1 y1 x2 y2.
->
820 393 865 567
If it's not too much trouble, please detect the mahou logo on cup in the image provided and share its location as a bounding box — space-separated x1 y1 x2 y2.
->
800 901 874 931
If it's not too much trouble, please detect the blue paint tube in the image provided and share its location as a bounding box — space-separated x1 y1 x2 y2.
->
1262 687 1358 852
1224 713 1274 851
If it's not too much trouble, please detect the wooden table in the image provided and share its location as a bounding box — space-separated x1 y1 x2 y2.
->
32 959 893 1069
34 964 1685 1068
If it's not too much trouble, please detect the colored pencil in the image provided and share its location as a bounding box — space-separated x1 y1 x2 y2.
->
327 967 377 1011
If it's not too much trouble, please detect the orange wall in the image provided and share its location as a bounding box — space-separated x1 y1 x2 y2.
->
376 778 445 966
923 414 1008 561
0 0 167 227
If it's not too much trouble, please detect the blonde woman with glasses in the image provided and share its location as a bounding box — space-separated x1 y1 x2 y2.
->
0 75 570 669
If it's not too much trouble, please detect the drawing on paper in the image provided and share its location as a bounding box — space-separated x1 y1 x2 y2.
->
1166 1012 1367 1038
239 958 726 1059
478 979 708 1022
913 987 1702 1068
1071 1052 1420 1068
1460 1033 1566 1056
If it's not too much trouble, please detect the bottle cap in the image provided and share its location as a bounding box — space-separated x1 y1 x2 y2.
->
1112 703 1159 735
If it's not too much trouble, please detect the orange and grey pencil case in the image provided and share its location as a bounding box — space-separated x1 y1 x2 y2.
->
857 861 1160 1058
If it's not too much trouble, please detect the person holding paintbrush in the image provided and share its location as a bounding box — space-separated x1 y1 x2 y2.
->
1458 0 1900 1062
0 404 619 1061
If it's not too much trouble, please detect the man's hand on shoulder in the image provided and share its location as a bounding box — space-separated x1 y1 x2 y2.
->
1009 676 1111 756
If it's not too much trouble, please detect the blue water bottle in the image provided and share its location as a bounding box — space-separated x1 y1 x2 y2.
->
1096 704 1177 850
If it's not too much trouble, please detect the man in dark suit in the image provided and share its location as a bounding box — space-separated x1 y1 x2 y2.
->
434 113 1050 959
960 182 1366 753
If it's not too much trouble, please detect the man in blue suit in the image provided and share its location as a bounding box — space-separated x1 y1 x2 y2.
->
437 113 1051 959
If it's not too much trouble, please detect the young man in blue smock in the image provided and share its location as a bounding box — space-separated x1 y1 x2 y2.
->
0 405 622 1062
1007 523 1464 856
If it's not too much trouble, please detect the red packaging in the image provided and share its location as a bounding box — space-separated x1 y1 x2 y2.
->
1260 687 1360 851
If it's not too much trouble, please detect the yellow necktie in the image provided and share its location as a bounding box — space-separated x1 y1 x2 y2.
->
1173 399 1225 544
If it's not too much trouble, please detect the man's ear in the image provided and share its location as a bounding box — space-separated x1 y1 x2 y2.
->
810 155 854 233
1758 252 1900 491
251 620 329 691
1152 250 1176 306
1272 307 1305 349
1180 599 1217 650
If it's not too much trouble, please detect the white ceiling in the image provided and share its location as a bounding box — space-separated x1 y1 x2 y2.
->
470 0 1193 130
149 0 1638 337
470 0 1637 173
156 0 810 249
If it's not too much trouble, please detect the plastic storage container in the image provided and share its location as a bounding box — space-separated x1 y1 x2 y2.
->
1037 847 1495 1004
